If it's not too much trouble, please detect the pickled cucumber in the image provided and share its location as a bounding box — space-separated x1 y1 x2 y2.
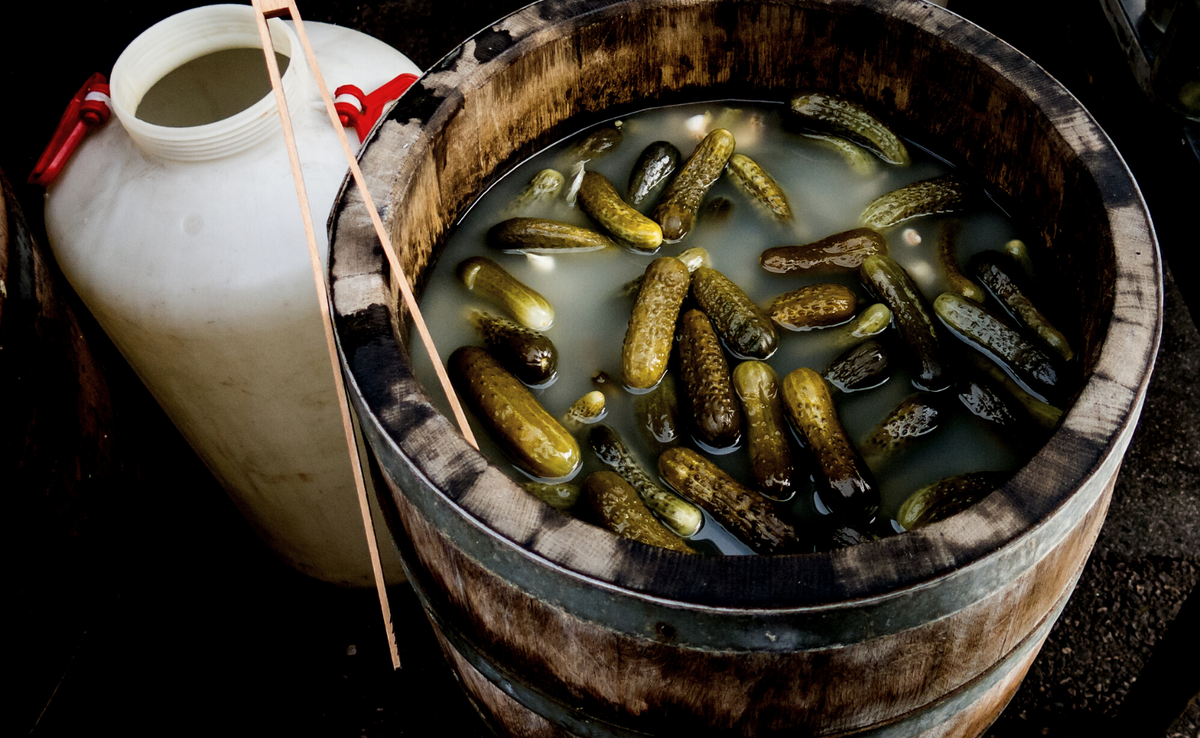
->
678 309 743 451
487 217 615 254
581 471 694 553
448 346 581 480
1003 238 1036 281
521 481 580 511
691 267 778 359
509 168 564 210
835 303 892 345
971 251 1075 362
781 367 880 525
897 471 1009 529
658 447 800 555
561 390 607 431
725 153 793 221
587 424 703 537
962 350 1063 432
627 140 680 206
800 132 878 176
860 175 969 229
860 254 950 392
569 125 622 161
622 256 691 390
937 219 986 303
733 361 796 501
860 393 943 468
760 228 887 274
578 170 664 251
633 372 681 453
823 338 892 393
789 92 910 166
469 310 558 386
457 256 555 331
767 283 858 332
652 128 736 241
620 246 709 296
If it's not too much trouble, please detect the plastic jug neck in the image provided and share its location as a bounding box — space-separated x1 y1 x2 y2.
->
109 4 311 162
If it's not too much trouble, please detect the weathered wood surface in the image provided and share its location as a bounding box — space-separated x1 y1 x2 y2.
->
328 0 1161 735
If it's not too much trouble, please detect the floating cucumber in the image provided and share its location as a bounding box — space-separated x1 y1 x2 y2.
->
860 393 944 468
760 228 888 274
934 292 1062 403
457 256 554 331
860 254 950 392
1003 238 1037 281
733 361 796 501
622 256 691 390
652 128 736 241
962 350 1063 432
633 371 681 453
449 346 581 481
678 309 743 451
578 171 663 251
587 424 703 537
691 267 778 359
767 283 858 332
521 481 580 511
626 140 680 206
509 168 564 210
897 471 1009 530
789 91 910 166
834 303 892 346
658 447 800 555
581 471 694 554
800 131 878 176
954 373 1043 449
937 219 986 303
469 310 558 386
860 175 969 229
487 217 615 254
561 390 607 431
620 246 709 296
971 251 1075 362
725 153 793 221
823 338 892 393
569 125 622 161
781 367 880 525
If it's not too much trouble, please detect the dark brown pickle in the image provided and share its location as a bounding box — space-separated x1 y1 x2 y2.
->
970 251 1075 363
823 338 892 393
767 283 858 332
690 267 778 359
860 254 951 392
678 309 742 451
760 228 888 274
860 393 943 469
469 310 558 387
627 140 680 206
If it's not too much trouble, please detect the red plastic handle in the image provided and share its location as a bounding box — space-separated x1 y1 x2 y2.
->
334 72 418 141
30 73 112 187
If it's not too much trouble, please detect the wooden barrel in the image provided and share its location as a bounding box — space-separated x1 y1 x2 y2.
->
327 1 1161 735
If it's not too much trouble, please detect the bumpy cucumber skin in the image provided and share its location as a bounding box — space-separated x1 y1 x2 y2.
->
578 171 664 251
823 338 892 393
561 390 607 430
937 220 987 303
622 257 691 390
767 283 858 332
789 92 910 166
861 393 943 467
860 175 968 229
582 471 694 553
897 471 1009 529
570 126 623 160
781 367 880 525
860 254 950 392
620 246 708 297
726 153 793 221
510 169 564 209
449 346 581 480
470 310 558 386
971 251 1075 362
627 141 680 206
691 267 778 360
652 128 736 241
733 361 796 501
963 350 1063 432
587 424 703 537
634 371 681 453
520 481 580 511
934 292 1061 403
678 309 743 451
457 256 555 331
488 217 615 254
658 447 800 555
760 228 887 274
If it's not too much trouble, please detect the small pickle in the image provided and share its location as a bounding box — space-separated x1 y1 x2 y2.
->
587 424 703 537
457 256 554 331
835 303 892 346
561 390 607 431
521 481 580 511
934 292 1062 404
954 373 1045 450
971 251 1075 363
569 125 623 161
963 350 1064 432
767 283 858 331
800 131 878 176
469 310 558 386
487 217 615 254
691 267 778 359
781 367 880 525
733 361 796 501
1003 239 1037 281
725 153 793 221
897 471 1010 530
622 257 691 390
627 141 680 206
789 92 911 166
760 228 888 274
449 346 581 481
620 246 710 296
652 128 737 241
578 171 663 251
581 471 694 554
634 372 681 453
823 338 892 393
860 175 969 229
658 447 801 555
860 393 944 468
938 220 986 303
510 168 564 210
860 254 951 392
678 309 743 451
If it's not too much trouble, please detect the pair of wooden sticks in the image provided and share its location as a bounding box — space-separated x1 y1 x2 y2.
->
249 0 477 669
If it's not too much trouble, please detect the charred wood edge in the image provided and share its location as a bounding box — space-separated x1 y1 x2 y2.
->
328 0 1158 612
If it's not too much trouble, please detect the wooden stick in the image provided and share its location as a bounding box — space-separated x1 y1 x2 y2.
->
248 0 401 670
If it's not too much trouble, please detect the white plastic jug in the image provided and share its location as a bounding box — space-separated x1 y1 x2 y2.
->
44 4 420 586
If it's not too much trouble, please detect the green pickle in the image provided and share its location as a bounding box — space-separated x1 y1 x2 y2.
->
860 175 969 229
652 128 736 241
561 390 607 431
509 168 564 210
633 372 681 453
469 310 558 386
578 170 663 251
587 424 703 537
937 219 986 303
690 267 778 359
678 309 743 451
823 338 892 393
767 283 858 331
487 217 615 254
897 471 1009 530
620 246 709 296
725 153 793 221
521 481 580 511
860 254 951 392
622 256 691 390
800 131 879 176
760 228 888 274
733 361 796 501
582 471 694 553
449 346 581 481
457 256 555 331
835 303 892 345
789 92 911 166
658 447 800 555
971 251 1075 362
627 141 680 206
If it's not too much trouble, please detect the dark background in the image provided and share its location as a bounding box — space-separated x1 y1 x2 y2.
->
5 1 1198 736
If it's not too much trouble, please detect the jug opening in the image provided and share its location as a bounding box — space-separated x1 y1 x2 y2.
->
135 48 292 128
